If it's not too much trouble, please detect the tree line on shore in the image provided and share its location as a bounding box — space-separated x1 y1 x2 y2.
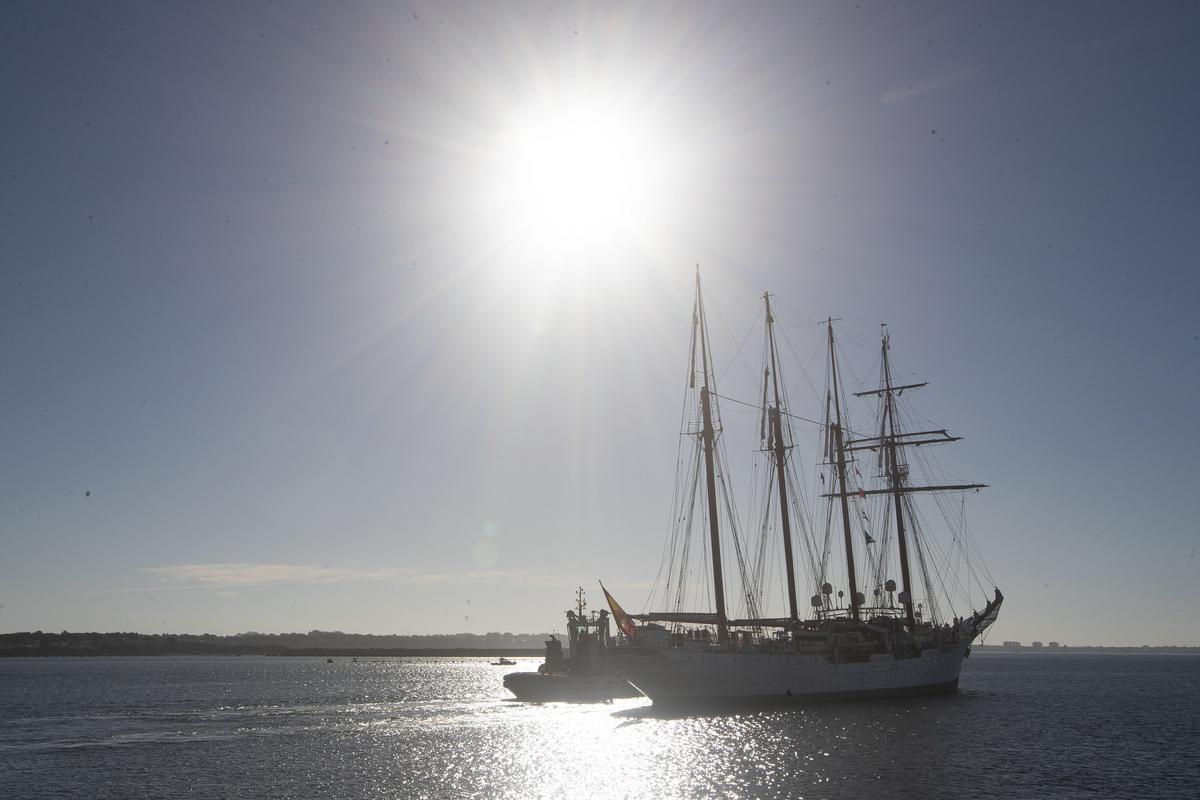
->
0 630 551 657
4 631 1194 656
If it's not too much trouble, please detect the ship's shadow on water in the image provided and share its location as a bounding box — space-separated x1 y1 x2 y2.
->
502 697 621 707
609 690 975 721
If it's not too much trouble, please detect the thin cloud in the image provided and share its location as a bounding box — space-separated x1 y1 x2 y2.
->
140 563 413 586
83 563 584 593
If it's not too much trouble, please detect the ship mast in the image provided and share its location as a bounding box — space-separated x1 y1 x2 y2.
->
826 327 989 626
880 330 917 628
763 293 800 624
696 272 729 642
826 319 861 621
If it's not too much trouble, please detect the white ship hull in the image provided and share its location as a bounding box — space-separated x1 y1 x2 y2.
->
613 641 970 705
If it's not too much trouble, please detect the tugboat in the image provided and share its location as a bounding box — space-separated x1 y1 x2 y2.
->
503 588 640 702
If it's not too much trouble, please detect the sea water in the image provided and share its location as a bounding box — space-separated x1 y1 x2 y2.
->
2 653 1197 798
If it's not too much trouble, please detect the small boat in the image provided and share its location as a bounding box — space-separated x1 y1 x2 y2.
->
491 657 517 666
503 588 640 702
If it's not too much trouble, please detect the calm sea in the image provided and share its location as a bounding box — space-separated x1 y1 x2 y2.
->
2 652 1197 799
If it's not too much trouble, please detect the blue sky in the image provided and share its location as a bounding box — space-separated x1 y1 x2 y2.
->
1 1 1197 645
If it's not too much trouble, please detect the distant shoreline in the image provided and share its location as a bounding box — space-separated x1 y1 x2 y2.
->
0 631 553 658
6 649 1200 659
973 645 1200 654
2 631 1197 657
0 648 545 658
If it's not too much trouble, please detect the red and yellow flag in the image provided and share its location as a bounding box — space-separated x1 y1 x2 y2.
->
600 583 636 637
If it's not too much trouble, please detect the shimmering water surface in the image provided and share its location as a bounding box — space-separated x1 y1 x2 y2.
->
2 653 1197 798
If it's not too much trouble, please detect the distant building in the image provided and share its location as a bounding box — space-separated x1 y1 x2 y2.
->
1031 641 1044 649
1049 641 1060 649
1002 640 1021 649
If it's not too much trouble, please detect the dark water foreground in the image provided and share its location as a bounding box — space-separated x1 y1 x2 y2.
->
2 653 1197 798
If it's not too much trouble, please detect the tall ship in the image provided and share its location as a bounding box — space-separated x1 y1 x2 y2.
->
607 273 1002 704
503 588 639 702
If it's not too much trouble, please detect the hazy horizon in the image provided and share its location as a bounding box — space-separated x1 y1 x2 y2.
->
6 627 1196 650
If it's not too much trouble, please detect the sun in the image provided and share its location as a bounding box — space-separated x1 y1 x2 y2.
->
484 93 669 279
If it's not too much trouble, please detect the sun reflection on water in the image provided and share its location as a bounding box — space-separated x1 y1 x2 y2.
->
269 659 978 798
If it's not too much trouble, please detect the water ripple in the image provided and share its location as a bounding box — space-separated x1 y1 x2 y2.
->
2 654 1198 798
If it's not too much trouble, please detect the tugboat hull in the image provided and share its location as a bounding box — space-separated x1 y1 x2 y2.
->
503 671 640 702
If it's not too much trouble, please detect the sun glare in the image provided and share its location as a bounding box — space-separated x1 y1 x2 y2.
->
486 95 668 278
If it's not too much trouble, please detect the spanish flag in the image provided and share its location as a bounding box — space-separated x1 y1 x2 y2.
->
600 582 636 637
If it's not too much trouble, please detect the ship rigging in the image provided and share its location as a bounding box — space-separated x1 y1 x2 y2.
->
607 272 1002 704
